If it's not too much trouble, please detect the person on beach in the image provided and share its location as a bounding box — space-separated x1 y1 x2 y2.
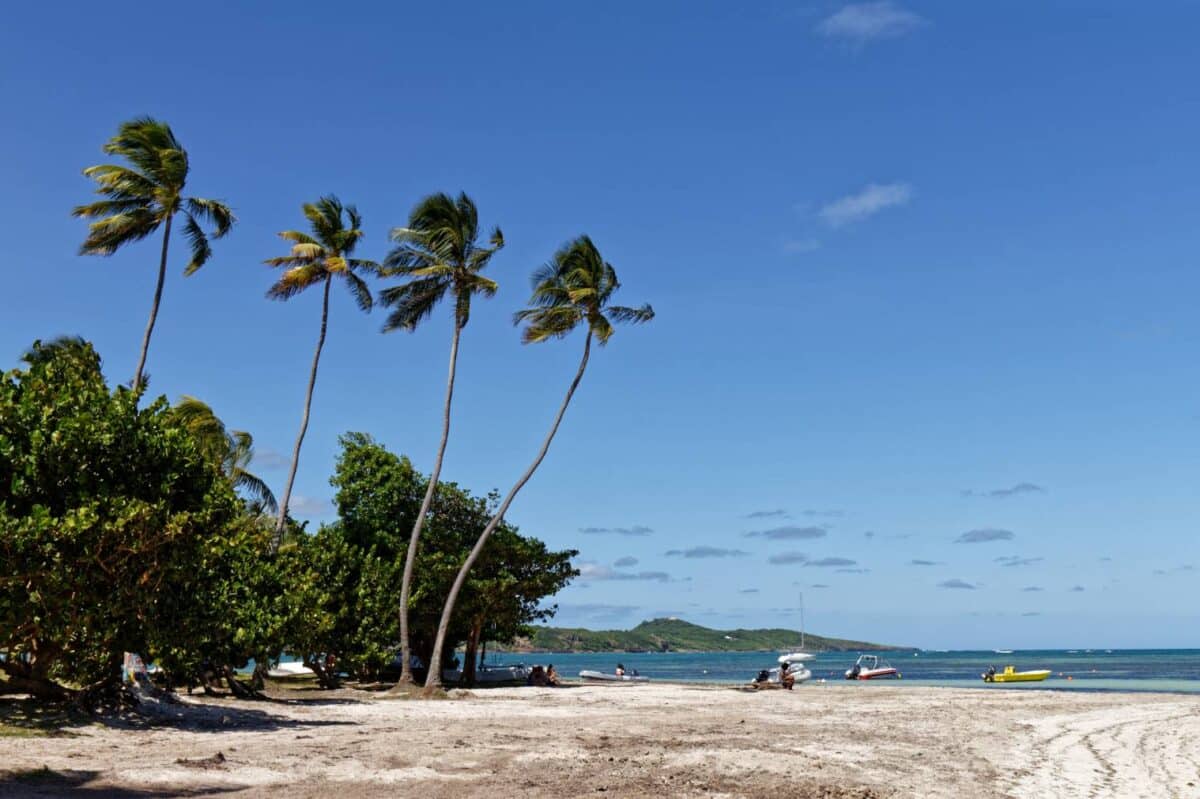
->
781 664 796 690
615 663 625 676
546 664 561 686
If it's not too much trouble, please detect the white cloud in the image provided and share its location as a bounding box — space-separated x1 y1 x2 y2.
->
817 2 925 44
289 495 333 517
819 183 913 227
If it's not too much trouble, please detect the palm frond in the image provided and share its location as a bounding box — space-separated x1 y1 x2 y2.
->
266 264 326 301
343 271 374 312
235 471 279 514
181 213 212 275
380 276 448 332
78 209 161 255
185 197 235 239
605 304 656 325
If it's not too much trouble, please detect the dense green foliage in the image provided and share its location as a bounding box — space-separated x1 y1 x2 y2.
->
0 341 267 698
288 434 578 686
502 618 901 653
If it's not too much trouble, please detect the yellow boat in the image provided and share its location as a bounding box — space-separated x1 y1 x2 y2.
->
983 665 1051 683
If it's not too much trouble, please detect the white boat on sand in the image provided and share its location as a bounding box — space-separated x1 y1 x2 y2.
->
580 670 649 684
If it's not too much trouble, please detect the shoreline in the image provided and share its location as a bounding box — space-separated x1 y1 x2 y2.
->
3 682 1199 797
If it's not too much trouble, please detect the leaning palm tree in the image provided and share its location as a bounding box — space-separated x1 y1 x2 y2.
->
265 196 379 542
169 396 278 514
379 193 504 687
73 117 234 392
422 235 654 692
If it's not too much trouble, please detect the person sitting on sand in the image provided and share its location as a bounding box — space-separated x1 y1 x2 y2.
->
546 664 561 686
781 664 796 690
528 665 547 686
615 663 625 676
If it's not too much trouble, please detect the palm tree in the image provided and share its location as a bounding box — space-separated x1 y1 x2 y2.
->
73 117 234 392
265 196 379 543
169 396 278 514
379 193 504 687
422 235 654 692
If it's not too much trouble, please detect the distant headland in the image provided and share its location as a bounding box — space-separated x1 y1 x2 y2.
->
492 617 908 653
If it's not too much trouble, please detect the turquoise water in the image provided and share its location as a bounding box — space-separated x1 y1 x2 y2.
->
480 649 1200 693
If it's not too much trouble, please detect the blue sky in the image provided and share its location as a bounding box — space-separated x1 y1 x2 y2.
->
3 1 1198 648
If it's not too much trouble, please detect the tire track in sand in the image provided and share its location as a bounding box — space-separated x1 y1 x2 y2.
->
1009 702 1200 799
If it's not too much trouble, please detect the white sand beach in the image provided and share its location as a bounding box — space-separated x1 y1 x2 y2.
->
2 683 1198 797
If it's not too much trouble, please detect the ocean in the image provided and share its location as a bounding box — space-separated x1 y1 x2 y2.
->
481 648 1200 693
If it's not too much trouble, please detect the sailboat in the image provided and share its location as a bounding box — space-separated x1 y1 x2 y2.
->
773 593 814 684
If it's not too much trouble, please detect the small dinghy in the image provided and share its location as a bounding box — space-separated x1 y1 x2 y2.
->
268 661 315 679
579 670 649 684
982 665 1051 683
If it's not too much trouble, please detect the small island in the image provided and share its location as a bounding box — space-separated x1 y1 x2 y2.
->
493 617 907 653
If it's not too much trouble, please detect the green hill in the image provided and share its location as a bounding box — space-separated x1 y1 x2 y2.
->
495 617 905 653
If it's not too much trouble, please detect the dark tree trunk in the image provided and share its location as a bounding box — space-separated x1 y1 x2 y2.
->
462 618 483 687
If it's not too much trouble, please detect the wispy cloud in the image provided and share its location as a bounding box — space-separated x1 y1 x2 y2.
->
805 557 857 568
816 2 925 44
556 603 639 622
254 447 289 471
938 578 977 590
744 525 828 540
837 567 870 574
767 551 809 565
579 525 653 536
910 559 940 566
801 509 845 518
810 583 830 589
290 495 334 517
956 528 1015 544
577 562 671 583
1022 586 1043 592
995 556 1044 568
1069 585 1086 592
1021 612 1041 617
745 509 790 519
738 588 760 594
962 482 1046 499
782 238 821 255
1152 564 1195 576
665 547 749 559
613 556 638 568
818 183 913 227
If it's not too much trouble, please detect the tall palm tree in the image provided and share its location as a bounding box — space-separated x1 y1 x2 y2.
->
73 117 234 392
379 192 504 687
169 396 278 514
422 235 654 692
265 196 379 543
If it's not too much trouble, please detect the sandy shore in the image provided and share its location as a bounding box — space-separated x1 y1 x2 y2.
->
2 682 1198 797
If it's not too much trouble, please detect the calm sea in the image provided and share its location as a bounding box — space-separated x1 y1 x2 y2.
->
482 649 1200 693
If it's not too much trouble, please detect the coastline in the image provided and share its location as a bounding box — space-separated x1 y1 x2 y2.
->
3 682 1198 797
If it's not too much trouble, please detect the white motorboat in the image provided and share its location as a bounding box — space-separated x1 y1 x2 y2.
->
769 662 812 684
844 654 900 680
580 670 649 684
267 661 314 679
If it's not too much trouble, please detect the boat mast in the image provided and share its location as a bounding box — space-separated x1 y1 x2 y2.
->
799 591 805 650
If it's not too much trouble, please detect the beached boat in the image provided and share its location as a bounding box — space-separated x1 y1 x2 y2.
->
844 654 900 680
442 664 533 685
267 661 315 679
982 665 1051 683
579 670 649 684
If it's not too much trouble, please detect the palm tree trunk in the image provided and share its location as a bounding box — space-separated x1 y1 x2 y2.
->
423 331 592 693
274 275 332 547
393 321 463 689
132 214 172 393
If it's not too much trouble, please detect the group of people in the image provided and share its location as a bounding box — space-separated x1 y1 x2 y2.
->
752 664 797 690
527 664 561 687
